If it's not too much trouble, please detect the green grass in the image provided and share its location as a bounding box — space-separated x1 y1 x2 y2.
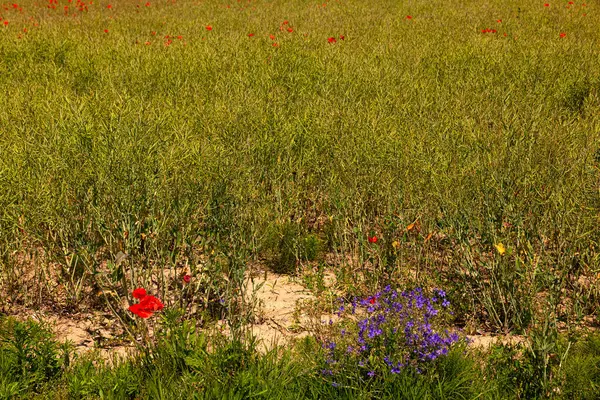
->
2 0 599 330
1 0 600 397
1 315 600 399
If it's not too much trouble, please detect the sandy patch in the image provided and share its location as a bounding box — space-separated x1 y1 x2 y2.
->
246 271 316 350
23 311 133 360
467 334 526 349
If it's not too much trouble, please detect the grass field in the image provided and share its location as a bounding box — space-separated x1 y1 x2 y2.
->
1 0 600 397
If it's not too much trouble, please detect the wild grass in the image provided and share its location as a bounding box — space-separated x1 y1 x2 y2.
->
1 315 600 399
1 0 600 397
2 0 599 331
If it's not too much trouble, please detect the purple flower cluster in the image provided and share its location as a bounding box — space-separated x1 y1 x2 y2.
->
322 287 461 381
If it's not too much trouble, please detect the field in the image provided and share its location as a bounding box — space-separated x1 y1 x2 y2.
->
1 0 600 398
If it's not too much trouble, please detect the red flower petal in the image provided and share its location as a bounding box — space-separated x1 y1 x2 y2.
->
138 295 164 312
129 304 153 318
132 287 147 299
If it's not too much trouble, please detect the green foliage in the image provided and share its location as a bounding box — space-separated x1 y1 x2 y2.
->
1 0 600 397
0 317 72 398
264 222 325 274
3 316 600 399
303 336 486 400
484 321 577 399
561 79 592 113
2 1 600 336
563 333 600 399
461 245 537 333
66 359 141 400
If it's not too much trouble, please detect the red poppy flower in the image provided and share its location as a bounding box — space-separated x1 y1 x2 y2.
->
177 35 182 39
559 32 566 38
568 1 574 4
339 35 345 40
145 1 150 6
269 34 275 40
206 25 212 31
287 27 293 33
406 15 412 19
106 4 111 8
4 20 9 25
248 33 254 37
183 274 191 283
272 42 279 47
103 28 108 33
129 294 164 318
327 37 336 43
282 20 289 25
496 19 502 23
368 296 377 305
133 287 147 299
368 236 378 243
544 3 549 6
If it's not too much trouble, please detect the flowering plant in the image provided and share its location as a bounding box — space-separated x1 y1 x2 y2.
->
321 287 461 382
129 288 164 318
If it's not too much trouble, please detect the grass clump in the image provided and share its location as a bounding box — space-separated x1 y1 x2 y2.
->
0 315 483 399
2 314 600 399
0 317 72 398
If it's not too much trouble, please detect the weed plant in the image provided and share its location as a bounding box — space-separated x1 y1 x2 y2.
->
2 0 600 334
321 287 459 380
3 315 600 399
